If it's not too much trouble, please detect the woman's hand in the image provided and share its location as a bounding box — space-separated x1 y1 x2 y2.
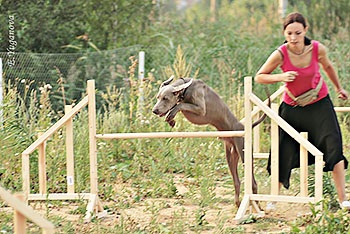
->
281 71 298 82
337 88 348 100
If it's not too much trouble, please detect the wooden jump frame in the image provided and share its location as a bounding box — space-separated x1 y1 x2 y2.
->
234 77 325 222
21 80 106 222
20 77 349 223
0 186 55 233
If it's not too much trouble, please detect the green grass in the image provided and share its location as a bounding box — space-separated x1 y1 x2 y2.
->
1 38 349 233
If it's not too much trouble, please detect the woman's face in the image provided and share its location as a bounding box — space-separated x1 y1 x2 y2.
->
284 22 307 48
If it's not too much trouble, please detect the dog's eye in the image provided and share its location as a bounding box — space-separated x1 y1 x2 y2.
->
162 97 168 101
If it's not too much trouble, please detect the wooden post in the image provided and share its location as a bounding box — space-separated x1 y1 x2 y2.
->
87 80 98 195
300 132 308 197
138 51 145 117
315 154 323 204
210 0 216 22
22 153 30 202
0 58 3 126
0 187 55 233
38 133 47 194
253 115 260 153
14 193 26 234
65 105 75 193
270 103 279 195
244 77 253 195
278 0 288 18
85 80 107 221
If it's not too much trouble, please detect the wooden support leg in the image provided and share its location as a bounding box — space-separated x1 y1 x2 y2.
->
14 193 26 234
84 194 107 222
270 103 279 195
300 132 308 197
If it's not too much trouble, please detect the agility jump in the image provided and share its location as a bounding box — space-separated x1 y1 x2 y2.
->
20 77 349 222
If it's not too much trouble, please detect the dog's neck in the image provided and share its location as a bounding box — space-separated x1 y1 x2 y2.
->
177 78 188 102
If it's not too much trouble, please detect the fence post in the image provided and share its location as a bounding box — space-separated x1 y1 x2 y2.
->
278 0 288 18
138 51 145 116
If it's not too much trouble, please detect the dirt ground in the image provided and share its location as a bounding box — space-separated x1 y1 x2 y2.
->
0 174 316 233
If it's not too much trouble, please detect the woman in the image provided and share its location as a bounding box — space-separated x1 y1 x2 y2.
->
255 12 349 209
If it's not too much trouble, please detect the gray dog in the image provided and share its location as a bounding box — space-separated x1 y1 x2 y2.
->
152 76 264 207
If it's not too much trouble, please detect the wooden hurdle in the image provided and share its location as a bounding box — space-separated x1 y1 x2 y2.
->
21 80 106 222
0 186 55 234
19 77 347 225
234 77 324 223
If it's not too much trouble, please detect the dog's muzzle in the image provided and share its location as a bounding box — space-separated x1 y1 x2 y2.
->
152 108 161 116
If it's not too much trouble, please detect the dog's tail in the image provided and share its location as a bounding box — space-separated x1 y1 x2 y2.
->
252 87 271 128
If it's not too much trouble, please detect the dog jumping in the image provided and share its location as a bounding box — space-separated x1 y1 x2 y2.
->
152 76 266 207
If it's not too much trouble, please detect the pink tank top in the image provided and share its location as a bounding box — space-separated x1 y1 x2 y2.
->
280 40 328 106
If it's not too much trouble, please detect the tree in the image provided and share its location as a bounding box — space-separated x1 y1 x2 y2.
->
0 0 160 53
0 0 87 53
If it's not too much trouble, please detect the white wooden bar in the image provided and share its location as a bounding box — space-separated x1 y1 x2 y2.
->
249 93 323 158
23 96 89 155
28 193 91 200
270 103 279 195
244 77 253 195
14 194 26 234
65 105 75 194
334 107 350 112
96 131 245 139
87 80 98 195
234 195 250 224
86 80 106 221
253 153 269 159
253 115 260 153
315 153 324 204
240 86 284 124
300 132 308 197
38 139 47 194
250 194 315 203
22 154 30 201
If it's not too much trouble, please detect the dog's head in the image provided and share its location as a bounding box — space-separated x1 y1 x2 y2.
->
152 76 193 117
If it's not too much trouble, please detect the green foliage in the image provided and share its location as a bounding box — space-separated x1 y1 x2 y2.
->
291 199 350 233
0 0 86 53
289 0 350 38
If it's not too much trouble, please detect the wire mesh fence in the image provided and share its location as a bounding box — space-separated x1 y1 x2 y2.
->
0 45 142 111
1 42 349 112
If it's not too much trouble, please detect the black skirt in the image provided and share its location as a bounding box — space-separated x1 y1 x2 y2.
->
267 95 348 189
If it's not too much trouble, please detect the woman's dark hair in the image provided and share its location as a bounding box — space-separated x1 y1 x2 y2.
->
283 12 307 30
283 12 311 45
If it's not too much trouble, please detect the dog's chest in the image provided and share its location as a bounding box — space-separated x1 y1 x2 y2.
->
181 110 209 125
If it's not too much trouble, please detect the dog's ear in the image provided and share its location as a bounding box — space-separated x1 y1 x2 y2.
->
160 75 174 88
172 79 193 95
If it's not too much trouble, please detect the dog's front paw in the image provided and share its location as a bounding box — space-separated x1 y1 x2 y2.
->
167 119 176 128
165 108 177 122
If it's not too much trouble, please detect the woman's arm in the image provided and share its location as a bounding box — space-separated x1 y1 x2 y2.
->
255 50 298 84
318 43 348 100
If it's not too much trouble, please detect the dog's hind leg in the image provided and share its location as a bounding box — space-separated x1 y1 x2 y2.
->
233 137 258 195
224 141 241 207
